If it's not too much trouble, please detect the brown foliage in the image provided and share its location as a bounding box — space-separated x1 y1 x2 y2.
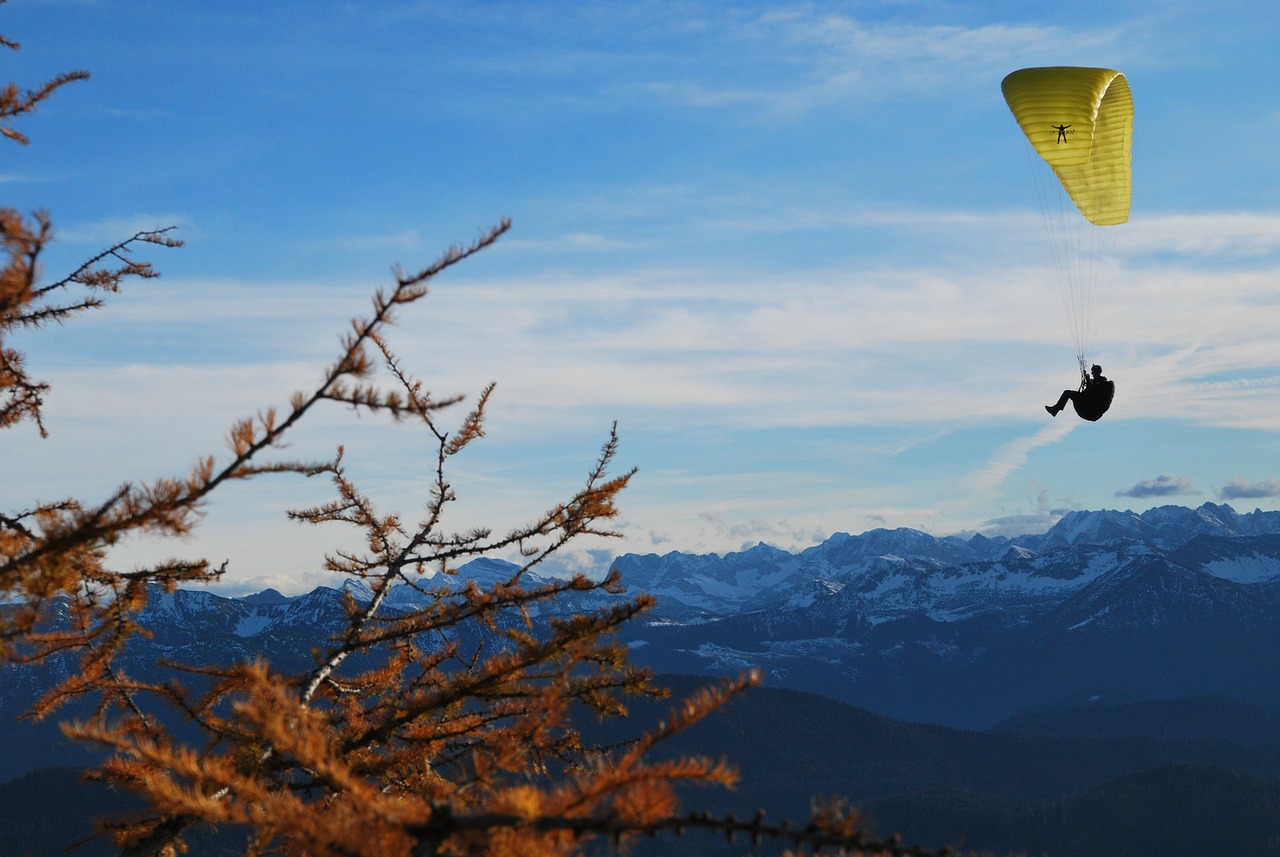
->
0 18 973 857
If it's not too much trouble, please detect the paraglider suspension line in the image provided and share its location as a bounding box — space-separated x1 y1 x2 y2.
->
1024 145 1117 375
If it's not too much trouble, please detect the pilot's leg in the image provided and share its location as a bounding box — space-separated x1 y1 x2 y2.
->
1045 389 1074 416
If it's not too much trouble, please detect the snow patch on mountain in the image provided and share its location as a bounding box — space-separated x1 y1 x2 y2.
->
233 607 277 637
1201 553 1280 584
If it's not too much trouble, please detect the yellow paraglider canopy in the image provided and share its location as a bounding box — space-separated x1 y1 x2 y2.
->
1001 67 1133 226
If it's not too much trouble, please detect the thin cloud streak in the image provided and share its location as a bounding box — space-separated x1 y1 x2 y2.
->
965 421 1077 494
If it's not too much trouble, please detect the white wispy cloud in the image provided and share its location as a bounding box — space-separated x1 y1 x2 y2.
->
1123 213 1280 259
618 10 1136 117
29 205 1280 452
357 3 1143 122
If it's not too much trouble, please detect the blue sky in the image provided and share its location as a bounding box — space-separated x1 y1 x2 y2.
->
5 1 1280 593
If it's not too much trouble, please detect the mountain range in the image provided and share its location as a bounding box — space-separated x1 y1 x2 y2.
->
614 501 1280 726
7 500 1279 735
5 501 1280 854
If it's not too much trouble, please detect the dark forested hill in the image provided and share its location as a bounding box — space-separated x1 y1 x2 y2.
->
865 765 1280 857
6 677 1280 856
605 676 1280 856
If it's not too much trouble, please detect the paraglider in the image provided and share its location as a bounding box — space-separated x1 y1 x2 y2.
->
1001 66 1133 421
1045 364 1114 421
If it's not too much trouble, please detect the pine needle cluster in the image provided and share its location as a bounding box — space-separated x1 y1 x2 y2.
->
0 15 979 857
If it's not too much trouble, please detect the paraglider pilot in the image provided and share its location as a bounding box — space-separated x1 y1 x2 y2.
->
1046 364 1114 422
